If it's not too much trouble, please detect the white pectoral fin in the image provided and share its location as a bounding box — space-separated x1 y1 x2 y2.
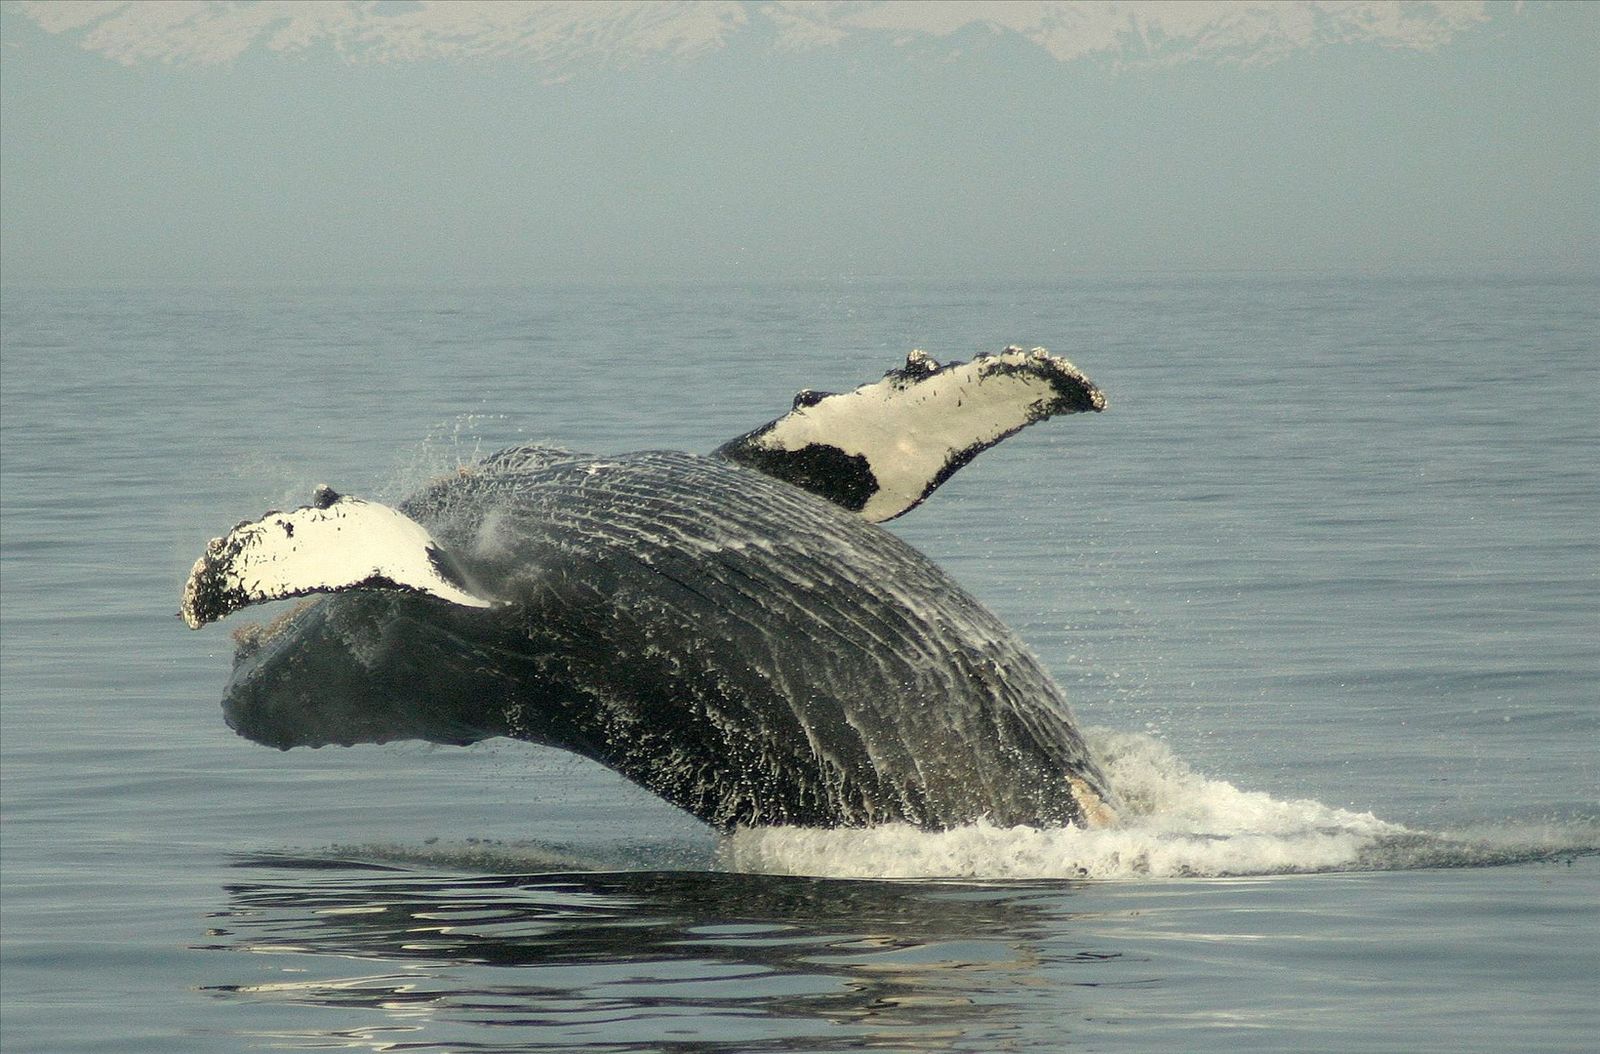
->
180 488 496 629
715 347 1106 521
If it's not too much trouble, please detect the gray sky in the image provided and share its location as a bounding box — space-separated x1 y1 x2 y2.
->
1 1 1595 286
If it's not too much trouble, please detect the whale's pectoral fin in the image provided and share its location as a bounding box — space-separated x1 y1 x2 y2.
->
712 347 1106 522
180 485 496 629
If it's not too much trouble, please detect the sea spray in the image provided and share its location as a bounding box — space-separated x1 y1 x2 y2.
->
721 729 1598 880
720 728 1404 879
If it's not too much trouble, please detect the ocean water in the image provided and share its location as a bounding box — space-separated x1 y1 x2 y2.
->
1 275 1596 1052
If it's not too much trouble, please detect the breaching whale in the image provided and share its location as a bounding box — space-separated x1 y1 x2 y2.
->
181 348 1117 830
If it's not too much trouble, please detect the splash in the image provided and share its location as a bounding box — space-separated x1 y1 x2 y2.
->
721 729 1599 880
376 414 509 504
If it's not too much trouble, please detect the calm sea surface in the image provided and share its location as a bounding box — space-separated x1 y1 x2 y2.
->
2 276 1596 1052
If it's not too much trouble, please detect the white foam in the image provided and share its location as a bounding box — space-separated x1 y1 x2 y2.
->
721 728 1598 881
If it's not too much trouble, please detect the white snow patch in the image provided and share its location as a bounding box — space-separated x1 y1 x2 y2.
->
17 2 1493 71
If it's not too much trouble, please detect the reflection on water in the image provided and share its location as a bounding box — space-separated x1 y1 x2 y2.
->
199 854 1135 1052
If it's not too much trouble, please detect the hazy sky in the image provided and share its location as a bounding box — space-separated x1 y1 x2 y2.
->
1 1 1595 286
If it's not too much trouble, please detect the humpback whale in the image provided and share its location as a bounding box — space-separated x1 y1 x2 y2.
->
181 348 1117 831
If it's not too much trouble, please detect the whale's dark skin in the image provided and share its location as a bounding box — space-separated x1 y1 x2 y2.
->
223 446 1115 830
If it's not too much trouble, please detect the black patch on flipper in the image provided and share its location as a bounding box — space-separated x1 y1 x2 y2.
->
716 441 878 513
182 544 254 627
982 356 1106 416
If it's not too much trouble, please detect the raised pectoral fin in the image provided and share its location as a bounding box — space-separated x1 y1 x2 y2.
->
180 488 495 629
714 347 1106 522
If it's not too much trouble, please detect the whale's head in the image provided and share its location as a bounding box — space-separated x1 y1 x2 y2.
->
220 591 531 751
